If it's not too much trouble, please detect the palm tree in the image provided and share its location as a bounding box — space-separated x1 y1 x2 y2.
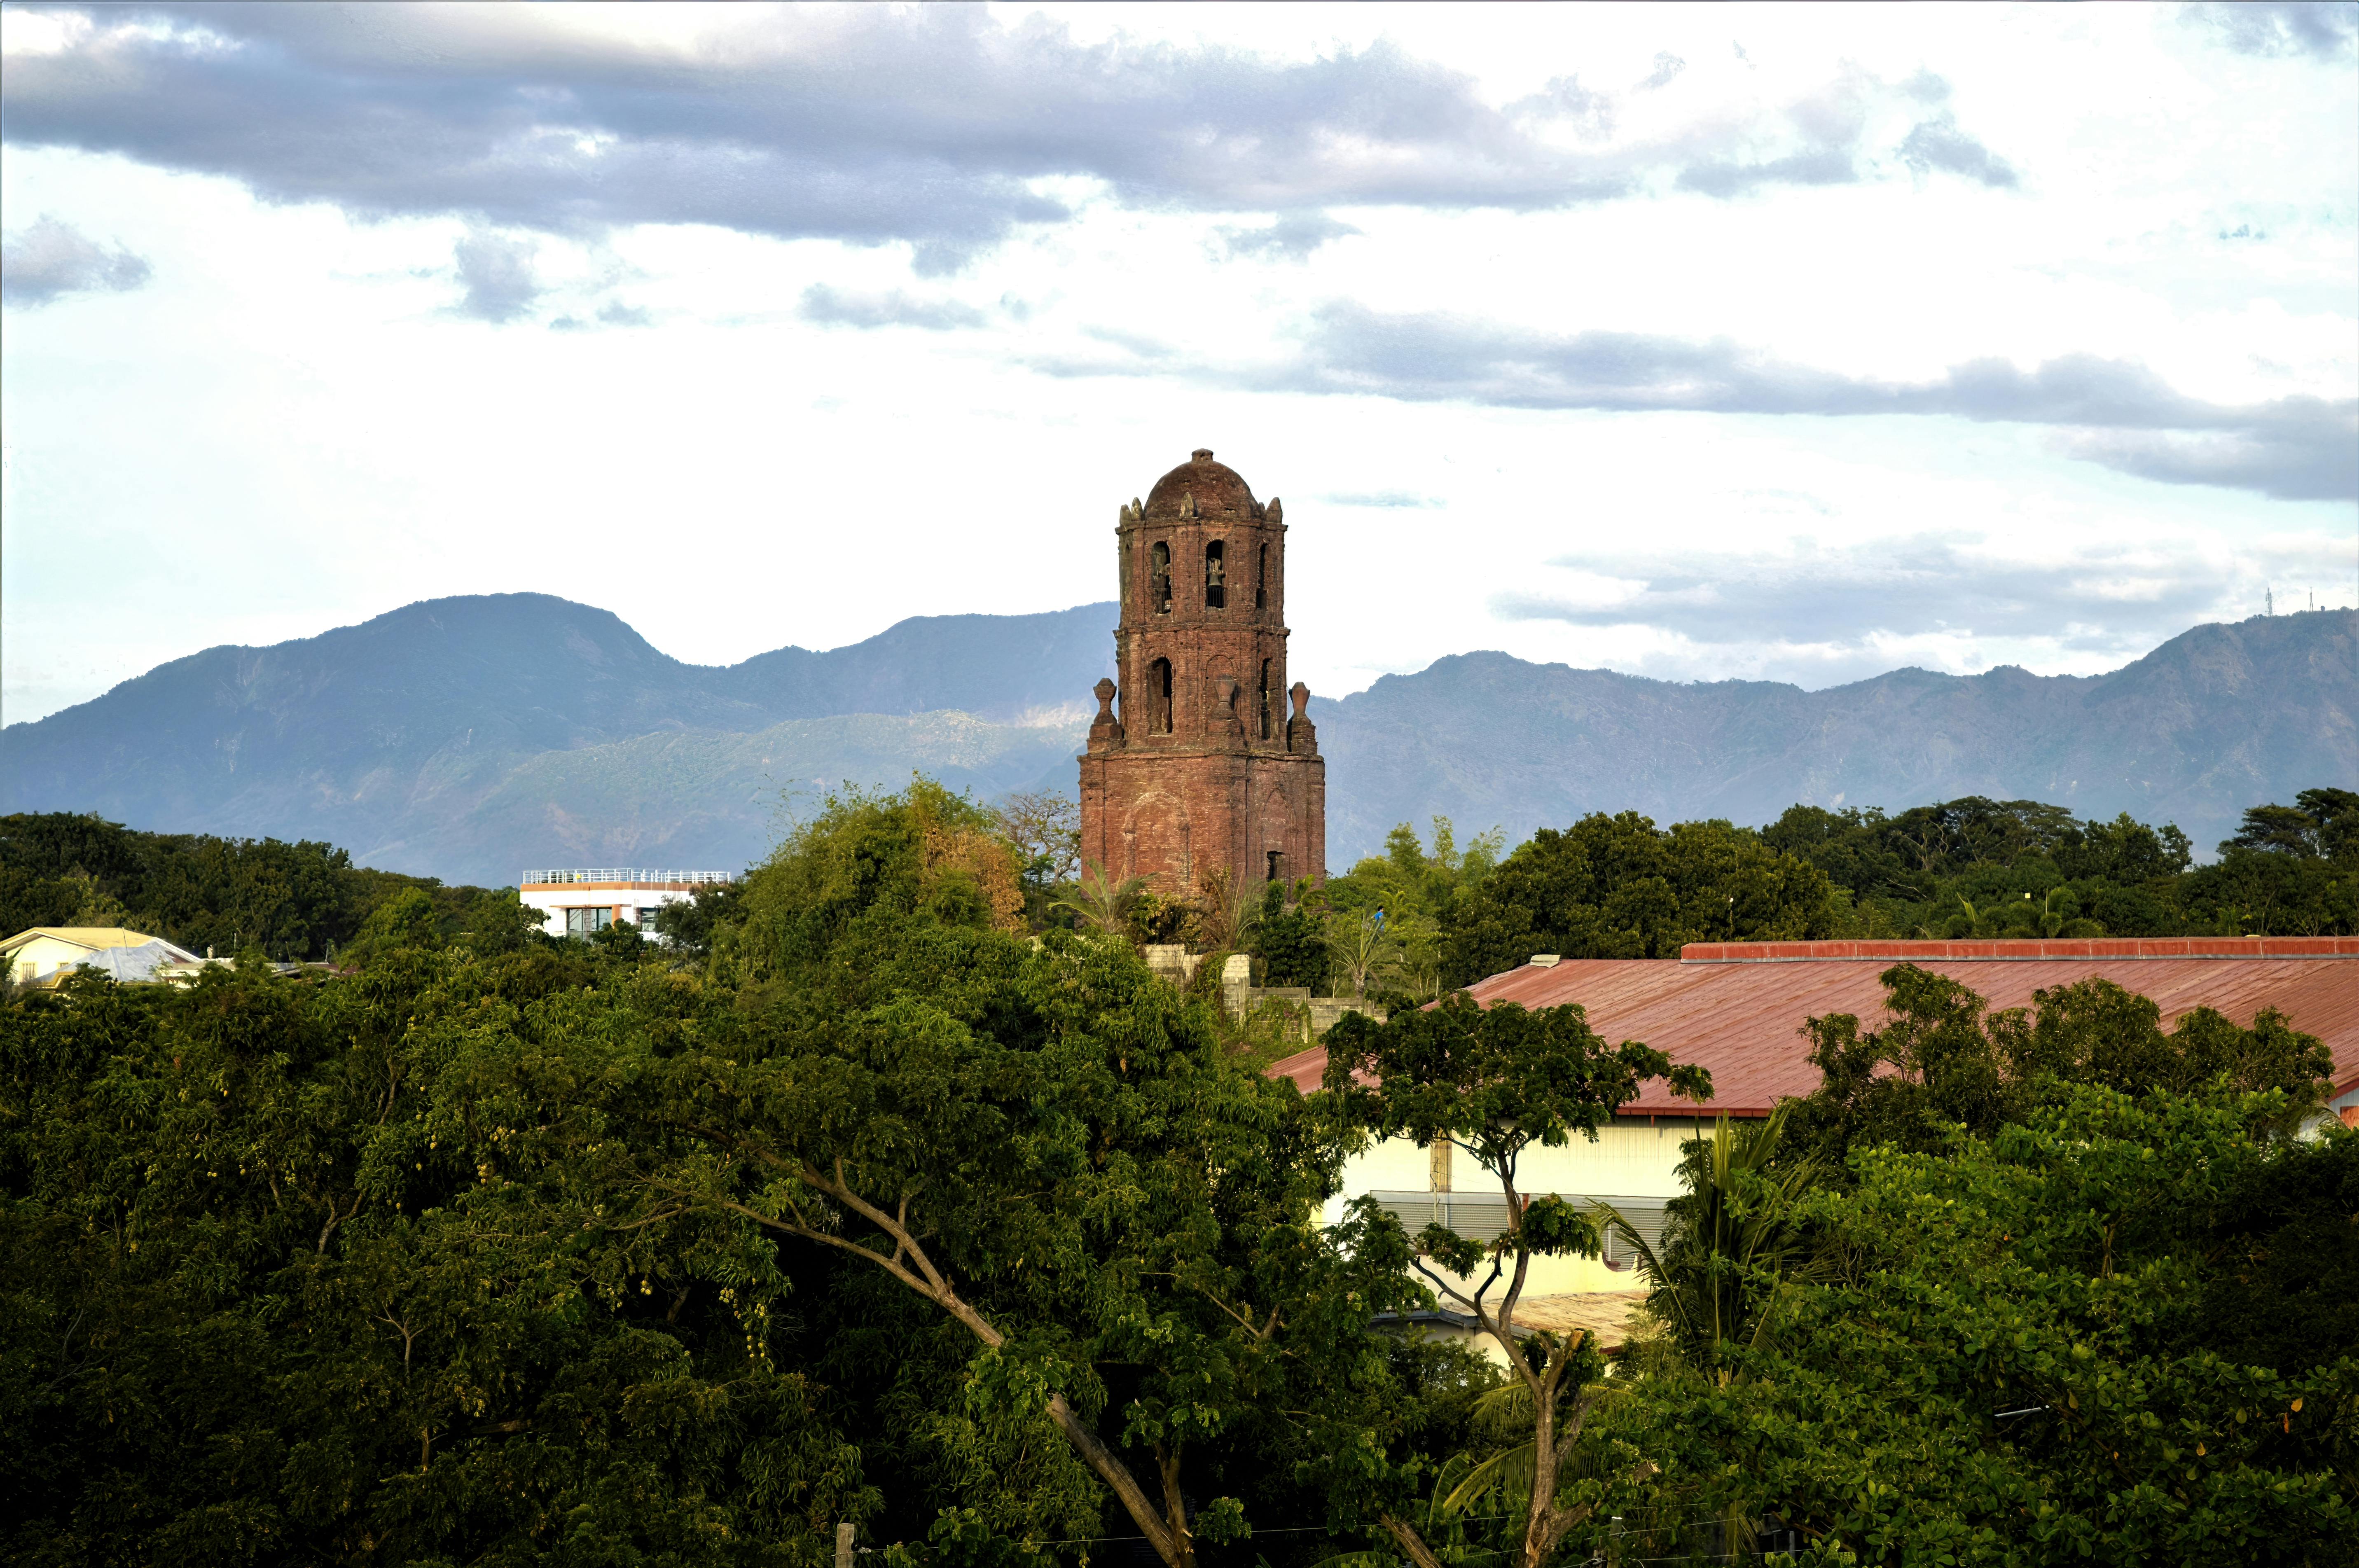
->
1193 864 1262 951
1050 860 1150 939
1321 907 1394 998
1592 1104 1819 1379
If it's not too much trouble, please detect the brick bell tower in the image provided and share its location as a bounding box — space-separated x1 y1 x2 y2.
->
1078 448 1326 895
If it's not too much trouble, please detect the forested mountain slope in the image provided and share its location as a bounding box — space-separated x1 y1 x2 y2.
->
1315 608 2355 861
1 595 1113 881
4 596 2348 884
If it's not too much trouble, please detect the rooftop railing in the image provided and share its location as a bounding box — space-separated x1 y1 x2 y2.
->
519 869 734 886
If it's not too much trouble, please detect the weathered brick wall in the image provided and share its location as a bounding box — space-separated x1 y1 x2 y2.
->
1079 449 1327 894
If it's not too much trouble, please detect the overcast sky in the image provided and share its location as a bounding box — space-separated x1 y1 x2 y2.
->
3 0 2354 725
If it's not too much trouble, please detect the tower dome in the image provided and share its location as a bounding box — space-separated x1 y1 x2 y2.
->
1142 449 1261 521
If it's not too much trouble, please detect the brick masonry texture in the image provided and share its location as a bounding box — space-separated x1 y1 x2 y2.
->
1079 449 1327 893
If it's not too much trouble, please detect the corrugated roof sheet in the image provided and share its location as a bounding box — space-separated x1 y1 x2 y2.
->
1267 938 2359 1114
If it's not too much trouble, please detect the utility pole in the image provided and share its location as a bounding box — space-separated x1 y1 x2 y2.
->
836 1523 854 1568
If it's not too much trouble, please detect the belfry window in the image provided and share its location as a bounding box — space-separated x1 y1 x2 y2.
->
1150 658 1174 734
1258 659 1273 740
1256 543 1268 610
1204 542 1226 609
1150 542 1171 614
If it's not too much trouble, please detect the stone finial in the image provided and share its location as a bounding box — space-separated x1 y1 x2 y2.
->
1287 679 1318 755
1119 501 1137 524
1192 448 1214 462
1267 497 1282 524
1087 676 1124 751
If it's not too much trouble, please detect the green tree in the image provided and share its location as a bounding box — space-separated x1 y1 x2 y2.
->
1320 994 1711 1568
0 811 504 960
1596 1106 1820 1379
1049 860 1148 940
1443 813 1837 986
648 878 748 960
1785 964 2337 1174
1249 880 1332 992
1322 820 1501 1001
2225 788 2359 861
991 790 1082 928
1322 908 1396 999
0 933 869 1566
1592 1089 2359 1565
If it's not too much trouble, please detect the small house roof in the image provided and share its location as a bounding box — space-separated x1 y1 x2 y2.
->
2 925 189 957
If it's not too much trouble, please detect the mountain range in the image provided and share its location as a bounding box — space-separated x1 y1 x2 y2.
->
2 595 2350 886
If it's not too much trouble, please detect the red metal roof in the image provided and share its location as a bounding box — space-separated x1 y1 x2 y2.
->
1267 939 2359 1115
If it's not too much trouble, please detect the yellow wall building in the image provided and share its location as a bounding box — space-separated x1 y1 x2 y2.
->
3 927 203 986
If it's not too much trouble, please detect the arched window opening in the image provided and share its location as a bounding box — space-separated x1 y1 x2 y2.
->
1150 542 1171 614
1204 542 1226 610
1150 658 1174 734
1258 659 1273 740
1256 543 1268 610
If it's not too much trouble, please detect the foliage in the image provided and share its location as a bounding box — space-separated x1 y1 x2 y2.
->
2224 788 2359 861
1320 820 1501 1000
0 780 1445 1568
651 878 749 960
1764 789 2358 942
7 785 2354 1566
989 790 1082 927
1321 993 1711 1568
1193 865 1261 953
1321 909 1395 1000
1592 1091 2359 1566
1442 812 1838 986
1597 1106 1821 1379
1048 861 1148 941
1248 880 1332 993
0 949 869 1567
0 811 518 961
1784 964 2337 1171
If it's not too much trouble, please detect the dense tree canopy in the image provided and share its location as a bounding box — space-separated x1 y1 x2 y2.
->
1438 813 1840 986
1764 790 2358 944
0 785 1448 1568
0 812 509 961
1784 964 2339 1168
5 783 2353 1567
1590 1086 2358 1566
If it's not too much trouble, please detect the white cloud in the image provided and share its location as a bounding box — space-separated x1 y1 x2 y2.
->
0 214 150 306
0 1 2352 726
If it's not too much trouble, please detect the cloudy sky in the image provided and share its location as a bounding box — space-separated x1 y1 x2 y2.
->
3 0 2354 725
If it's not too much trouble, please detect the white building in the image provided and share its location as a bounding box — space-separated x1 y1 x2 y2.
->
518 869 731 939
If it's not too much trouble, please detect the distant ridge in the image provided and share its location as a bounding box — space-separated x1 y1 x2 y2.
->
1315 608 2356 862
4 598 2350 885
1 594 1117 881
